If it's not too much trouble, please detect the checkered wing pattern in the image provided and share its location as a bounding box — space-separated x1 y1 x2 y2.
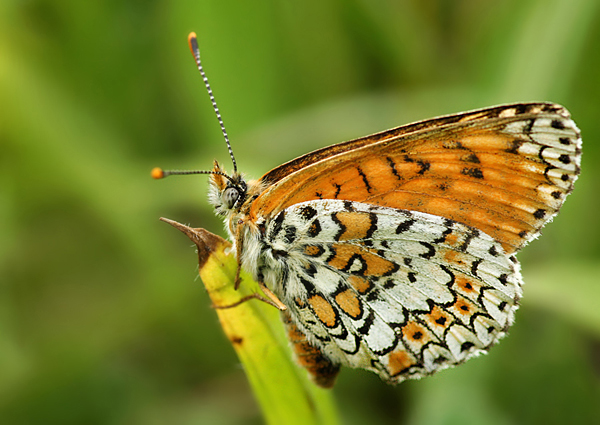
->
261 199 522 383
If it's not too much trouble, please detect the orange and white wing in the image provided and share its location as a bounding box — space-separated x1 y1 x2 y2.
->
261 199 522 383
251 103 581 255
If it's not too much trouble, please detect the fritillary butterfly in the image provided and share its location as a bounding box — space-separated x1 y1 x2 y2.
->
153 33 581 388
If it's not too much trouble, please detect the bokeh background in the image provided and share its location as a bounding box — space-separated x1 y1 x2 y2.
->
2 0 600 424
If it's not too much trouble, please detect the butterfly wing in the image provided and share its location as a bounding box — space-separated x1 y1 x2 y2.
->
252 103 581 254
263 199 522 383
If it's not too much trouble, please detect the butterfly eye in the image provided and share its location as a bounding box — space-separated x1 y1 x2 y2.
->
222 187 240 209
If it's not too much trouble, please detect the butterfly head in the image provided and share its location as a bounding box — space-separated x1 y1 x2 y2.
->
208 160 247 216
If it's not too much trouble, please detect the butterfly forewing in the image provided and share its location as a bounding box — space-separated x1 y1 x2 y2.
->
250 103 581 254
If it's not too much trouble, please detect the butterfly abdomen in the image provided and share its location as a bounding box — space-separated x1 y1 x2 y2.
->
282 311 340 388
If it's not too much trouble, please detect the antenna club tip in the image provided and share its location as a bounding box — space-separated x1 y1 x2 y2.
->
188 32 198 54
151 167 166 179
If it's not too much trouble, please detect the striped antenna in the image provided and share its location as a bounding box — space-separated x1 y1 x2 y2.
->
151 167 238 185
188 32 237 173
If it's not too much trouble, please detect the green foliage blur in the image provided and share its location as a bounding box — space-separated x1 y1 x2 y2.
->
2 0 599 424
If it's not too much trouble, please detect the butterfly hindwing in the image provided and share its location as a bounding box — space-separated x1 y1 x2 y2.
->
256 199 523 383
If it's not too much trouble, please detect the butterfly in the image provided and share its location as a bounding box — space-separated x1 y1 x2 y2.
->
153 33 581 388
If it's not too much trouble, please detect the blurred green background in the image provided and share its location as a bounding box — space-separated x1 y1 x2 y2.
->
2 0 600 424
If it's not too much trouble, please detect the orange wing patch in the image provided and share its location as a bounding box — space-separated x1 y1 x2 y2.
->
402 321 434 345
386 349 418 376
327 244 398 277
449 295 478 323
347 276 373 295
334 289 363 319
308 295 337 327
453 275 481 298
333 211 374 241
259 140 545 253
422 305 454 336
441 247 472 269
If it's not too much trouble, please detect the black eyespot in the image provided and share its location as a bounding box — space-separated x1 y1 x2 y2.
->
222 187 240 209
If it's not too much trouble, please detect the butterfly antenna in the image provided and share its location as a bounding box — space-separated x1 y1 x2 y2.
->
188 32 237 173
151 167 239 185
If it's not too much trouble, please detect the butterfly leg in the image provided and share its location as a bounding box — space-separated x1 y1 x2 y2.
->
212 282 287 311
233 223 245 290
282 311 340 388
